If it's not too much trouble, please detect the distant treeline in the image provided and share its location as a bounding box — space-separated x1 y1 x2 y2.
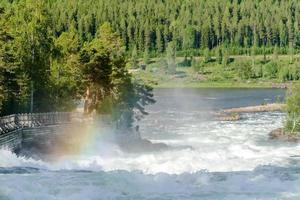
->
46 0 300 55
2 0 300 56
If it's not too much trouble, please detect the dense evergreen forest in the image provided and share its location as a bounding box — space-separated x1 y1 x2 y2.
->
1 0 300 119
2 0 300 55
49 0 300 55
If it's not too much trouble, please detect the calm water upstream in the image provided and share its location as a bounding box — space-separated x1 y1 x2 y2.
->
2 88 300 200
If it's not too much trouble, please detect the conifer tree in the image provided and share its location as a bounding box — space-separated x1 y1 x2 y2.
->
166 41 176 74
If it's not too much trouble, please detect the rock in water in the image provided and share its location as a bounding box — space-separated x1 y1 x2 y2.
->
269 128 300 142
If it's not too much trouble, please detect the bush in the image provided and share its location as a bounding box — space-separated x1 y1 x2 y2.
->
278 63 300 81
251 63 262 78
237 61 252 80
285 81 300 133
166 41 177 74
215 46 223 64
289 63 300 80
178 56 192 67
278 66 290 82
263 62 278 79
192 58 204 73
0 85 3 112
130 46 139 69
203 48 212 63
143 49 150 64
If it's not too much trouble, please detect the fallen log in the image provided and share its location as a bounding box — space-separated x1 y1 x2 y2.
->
223 103 286 113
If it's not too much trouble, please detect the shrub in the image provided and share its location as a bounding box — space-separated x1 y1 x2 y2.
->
178 56 192 67
130 45 139 69
237 61 252 80
252 64 263 78
143 49 150 65
289 63 300 80
192 58 204 73
203 48 212 63
285 81 300 134
263 62 278 79
222 48 231 66
216 46 223 64
166 41 177 74
278 66 290 82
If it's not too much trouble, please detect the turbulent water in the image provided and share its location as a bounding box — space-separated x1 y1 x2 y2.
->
1 88 300 200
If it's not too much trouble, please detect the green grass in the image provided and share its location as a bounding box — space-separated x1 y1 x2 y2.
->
131 54 299 88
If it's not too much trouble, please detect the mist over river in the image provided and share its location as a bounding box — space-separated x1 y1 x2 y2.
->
2 88 300 200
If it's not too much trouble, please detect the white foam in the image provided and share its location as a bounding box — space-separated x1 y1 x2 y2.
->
0 112 298 175
0 149 45 168
1 112 300 199
0 166 300 200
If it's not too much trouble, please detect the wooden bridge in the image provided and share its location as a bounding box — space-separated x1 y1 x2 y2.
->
0 112 84 150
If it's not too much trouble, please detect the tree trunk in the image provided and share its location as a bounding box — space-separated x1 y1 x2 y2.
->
83 87 90 114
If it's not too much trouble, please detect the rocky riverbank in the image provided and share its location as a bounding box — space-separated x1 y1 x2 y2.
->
269 128 300 142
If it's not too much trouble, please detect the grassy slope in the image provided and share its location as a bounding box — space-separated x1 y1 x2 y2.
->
131 54 298 88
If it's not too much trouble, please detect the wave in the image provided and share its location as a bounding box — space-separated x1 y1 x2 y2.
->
0 111 300 199
0 112 298 175
0 165 299 200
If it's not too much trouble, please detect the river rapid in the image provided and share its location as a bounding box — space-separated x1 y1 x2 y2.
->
1 88 300 200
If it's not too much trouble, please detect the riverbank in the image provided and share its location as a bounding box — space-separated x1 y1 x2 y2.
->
131 54 296 89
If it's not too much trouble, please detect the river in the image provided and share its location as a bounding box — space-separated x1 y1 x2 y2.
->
2 88 300 200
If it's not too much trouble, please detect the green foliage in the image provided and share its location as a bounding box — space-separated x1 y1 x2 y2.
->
203 48 212 63
216 47 223 64
252 64 263 78
166 41 176 74
182 26 195 50
222 48 230 67
44 0 300 56
291 64 300 80
278 66 291 82
278 63 300 82
273 46 279 60
79 23 125 114
79 23 154 127
178 56 192 67
285 81 300 133
263 62 278 79
143 49 150 65
130 45 139 69
50 27 82 111
0 2 155 128
237 61 252 80
0 1 54 114
192 58 203 73
4 0 300 125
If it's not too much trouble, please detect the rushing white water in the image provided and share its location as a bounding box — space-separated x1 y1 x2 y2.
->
1 89 300 200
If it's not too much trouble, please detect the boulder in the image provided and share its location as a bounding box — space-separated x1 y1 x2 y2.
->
269 128 300 142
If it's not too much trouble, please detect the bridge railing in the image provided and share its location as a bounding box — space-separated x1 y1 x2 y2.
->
0 112 78 135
